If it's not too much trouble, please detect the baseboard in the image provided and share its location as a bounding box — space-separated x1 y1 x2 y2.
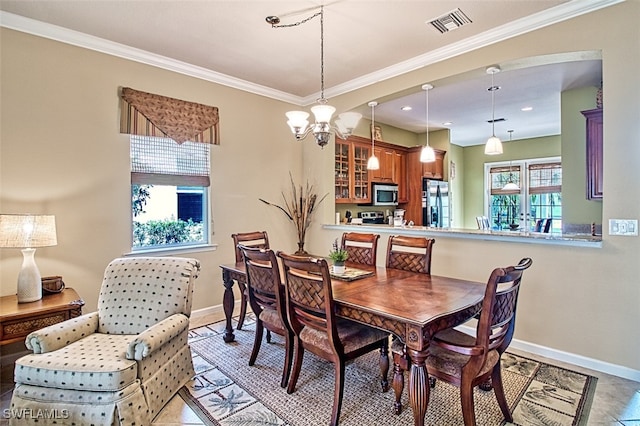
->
456 324 640 382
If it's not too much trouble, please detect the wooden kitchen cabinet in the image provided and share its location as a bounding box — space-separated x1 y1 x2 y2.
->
371 147 395 183
394 151 408 203
335 137 371 204
581 108 603 200
421 149 445 179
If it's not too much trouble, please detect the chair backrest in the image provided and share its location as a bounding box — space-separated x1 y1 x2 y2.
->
341 232 380 266
98 256 200 334
476 216 490 230
385 235 435 274
239 245 285 323
475 257 533 354
277 252 341 350
232 231 270 263
543 218 552 233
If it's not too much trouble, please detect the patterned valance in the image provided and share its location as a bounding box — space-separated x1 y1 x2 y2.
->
120 87 219 144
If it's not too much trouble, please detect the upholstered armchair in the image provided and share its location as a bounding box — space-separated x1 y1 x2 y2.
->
9 256 200 425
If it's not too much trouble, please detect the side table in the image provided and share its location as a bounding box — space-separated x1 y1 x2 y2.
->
0 288 84 345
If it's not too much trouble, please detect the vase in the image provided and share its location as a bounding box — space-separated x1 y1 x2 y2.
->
295 241 307 255
333 263 346 274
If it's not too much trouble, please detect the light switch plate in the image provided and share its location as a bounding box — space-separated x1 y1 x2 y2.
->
608 219 638 236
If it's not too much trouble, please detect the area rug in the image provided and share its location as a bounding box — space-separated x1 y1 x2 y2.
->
181 316 597 426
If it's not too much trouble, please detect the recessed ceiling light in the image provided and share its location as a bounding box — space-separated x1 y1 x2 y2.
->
521 106 533 111
443 121 453 126
401 106 412 111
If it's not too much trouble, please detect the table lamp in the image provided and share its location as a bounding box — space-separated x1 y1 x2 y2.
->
0 214 57 303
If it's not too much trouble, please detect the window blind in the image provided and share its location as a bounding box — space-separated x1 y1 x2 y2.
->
529 162 562 194
131 136 210 186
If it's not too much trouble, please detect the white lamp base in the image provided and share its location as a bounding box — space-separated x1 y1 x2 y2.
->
17 248 43 303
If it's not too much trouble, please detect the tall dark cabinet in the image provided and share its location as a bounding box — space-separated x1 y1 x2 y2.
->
581 108 603 200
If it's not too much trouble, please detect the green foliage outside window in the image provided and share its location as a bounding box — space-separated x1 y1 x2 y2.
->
133 218 203 247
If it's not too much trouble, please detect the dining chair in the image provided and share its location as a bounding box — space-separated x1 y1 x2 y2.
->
392 257 533 426
385 235 435 274
231 231 270 329
277 251 390 426
239 245 293 388
340 232 380 266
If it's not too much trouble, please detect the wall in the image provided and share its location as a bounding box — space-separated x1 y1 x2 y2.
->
0 28 301 314
307 1 640 375
462 135 561 229
561 86 603 226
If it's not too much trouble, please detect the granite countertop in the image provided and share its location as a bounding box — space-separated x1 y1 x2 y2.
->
323 223 602 247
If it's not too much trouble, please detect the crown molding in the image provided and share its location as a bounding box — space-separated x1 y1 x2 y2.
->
1 0 623 107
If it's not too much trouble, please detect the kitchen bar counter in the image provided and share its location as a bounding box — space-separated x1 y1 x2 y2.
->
324 223 602 248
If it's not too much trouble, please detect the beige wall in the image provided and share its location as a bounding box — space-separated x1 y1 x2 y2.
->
306 1 640 374
0 28 301 315
1 1 639 376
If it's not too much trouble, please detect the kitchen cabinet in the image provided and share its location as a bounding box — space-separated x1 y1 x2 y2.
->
371 147 395 183
581 108 603 200
335 137 371 204
394 151 408 203
421 149 445 179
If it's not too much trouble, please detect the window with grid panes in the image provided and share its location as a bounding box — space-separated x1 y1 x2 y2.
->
130 135 210 250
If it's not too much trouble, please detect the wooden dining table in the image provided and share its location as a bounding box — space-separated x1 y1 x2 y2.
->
219 261 485 426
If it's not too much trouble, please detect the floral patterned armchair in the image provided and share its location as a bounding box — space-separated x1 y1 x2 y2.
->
9 256 200 425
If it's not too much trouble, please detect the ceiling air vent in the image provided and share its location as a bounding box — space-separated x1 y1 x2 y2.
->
428 8 472 34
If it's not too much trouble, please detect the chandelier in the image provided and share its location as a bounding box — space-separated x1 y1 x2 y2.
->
268 6 362 148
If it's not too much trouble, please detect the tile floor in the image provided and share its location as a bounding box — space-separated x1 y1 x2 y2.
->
2 310 638 425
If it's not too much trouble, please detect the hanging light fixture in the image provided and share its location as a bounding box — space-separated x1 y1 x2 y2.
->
366 101 380 170
484 66 503 155
270 6 362 148
502 130 520 191
420 83 436 163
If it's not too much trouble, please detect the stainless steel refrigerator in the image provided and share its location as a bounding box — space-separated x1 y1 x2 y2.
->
422 179 450 228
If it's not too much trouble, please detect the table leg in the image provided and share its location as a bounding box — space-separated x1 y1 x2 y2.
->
221 269 236 343
408 349 429 426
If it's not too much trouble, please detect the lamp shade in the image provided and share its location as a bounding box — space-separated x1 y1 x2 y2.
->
484 136 503 155
502 181 520 191
337 111 362 130
420 145 436 163
0 214 57 248
367 154 380 170
310 104 336 123
285 111 310 134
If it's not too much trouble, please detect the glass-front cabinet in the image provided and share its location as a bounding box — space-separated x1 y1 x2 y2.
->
335 138 371 203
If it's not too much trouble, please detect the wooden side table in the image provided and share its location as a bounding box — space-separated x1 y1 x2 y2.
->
0 288 84 345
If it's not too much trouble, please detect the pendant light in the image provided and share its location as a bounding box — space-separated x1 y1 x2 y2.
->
484 66 503 155
502 130 520 190
420 84 436 163
366 101 380 170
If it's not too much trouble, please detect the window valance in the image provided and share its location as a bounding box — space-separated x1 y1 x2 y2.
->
120 87 219 144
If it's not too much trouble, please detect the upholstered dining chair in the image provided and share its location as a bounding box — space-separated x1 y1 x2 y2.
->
385 235 435 274
277 252 390 426
231 231 270 329
392 257 533 426
239 245 293 388
340 232 380 266
10 257 200 425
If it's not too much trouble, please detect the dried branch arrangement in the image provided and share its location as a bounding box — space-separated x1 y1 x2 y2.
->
259 173 328 254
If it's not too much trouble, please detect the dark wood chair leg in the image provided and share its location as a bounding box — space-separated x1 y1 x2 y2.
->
491 363 512 422
266 329 272 343
248 320 263 366
280 331 294 388
392 359 404 414
287 339 304 394
236 286 248 330
330 361 346 426
460 377 477 426
379 340 390 392
479 378 493 391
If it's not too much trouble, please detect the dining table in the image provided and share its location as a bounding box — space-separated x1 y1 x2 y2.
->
219 261 485 426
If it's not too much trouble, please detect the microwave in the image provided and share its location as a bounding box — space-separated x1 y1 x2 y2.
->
372 183 398 206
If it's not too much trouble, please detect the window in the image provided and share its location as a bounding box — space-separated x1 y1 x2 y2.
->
485 157 562 232
130 136 210 251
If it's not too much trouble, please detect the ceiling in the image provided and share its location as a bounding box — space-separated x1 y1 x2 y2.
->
0 1 612 146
